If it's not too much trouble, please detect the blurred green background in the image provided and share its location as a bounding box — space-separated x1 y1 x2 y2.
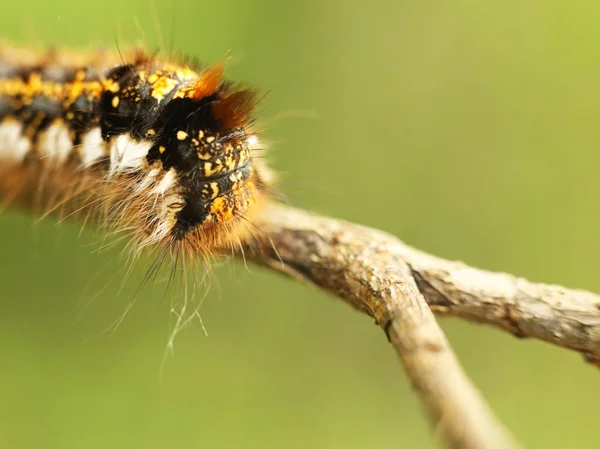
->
1 1 599 448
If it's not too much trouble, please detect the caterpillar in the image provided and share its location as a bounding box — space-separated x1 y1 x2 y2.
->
0 45 273 278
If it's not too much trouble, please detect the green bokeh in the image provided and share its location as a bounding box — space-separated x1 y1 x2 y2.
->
1 1 599 448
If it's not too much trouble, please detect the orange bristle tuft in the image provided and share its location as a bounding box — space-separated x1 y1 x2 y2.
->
190 64 224 99
214 89 257 130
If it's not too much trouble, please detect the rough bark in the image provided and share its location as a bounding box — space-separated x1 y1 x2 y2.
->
246 203 600 367
241 202 545 449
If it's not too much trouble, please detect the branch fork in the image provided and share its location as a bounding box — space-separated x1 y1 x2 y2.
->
240 202 600 449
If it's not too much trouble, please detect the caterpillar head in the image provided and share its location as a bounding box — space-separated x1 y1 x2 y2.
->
101 61 269 254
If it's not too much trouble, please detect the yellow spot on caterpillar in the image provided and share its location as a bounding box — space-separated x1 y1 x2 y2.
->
198 130 204 139
176 68 196 79
209 182 219 199
151 75 177 101
203 161 222 177
28 72 42 90
206 136 215 144
209 196 234 221
176 130 188 140
159 145 166 154
111 96 120 108
103 79 120 93
146 129 156 137
196 148 212 160
147 73 160 84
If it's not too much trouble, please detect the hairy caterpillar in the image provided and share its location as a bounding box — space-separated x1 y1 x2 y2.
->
0 45 273 281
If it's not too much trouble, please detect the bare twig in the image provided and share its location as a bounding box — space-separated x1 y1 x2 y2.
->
243 202 527 449
385 267 516 449
246 202 600 367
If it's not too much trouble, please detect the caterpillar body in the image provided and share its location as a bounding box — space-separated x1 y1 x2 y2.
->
0 45 271 266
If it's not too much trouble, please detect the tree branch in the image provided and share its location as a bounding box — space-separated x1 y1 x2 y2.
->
242 202 533 449
246 202 600 367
